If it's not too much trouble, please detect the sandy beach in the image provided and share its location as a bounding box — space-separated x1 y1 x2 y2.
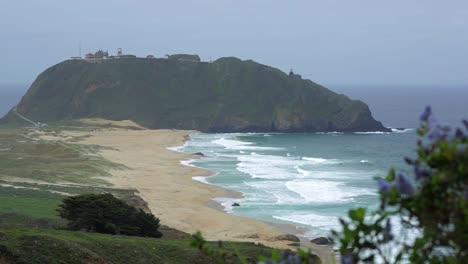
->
46 119 333 260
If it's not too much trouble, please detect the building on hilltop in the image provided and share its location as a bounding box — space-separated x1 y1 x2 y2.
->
85 53 95 59
146 55 155 59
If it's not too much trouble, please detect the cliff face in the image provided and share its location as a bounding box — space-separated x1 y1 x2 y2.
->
1 56 388 132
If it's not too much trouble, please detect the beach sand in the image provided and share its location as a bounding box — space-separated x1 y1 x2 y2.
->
47 120 333 261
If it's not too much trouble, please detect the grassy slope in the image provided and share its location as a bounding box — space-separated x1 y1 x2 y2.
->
2 57 386 132
0 127 274 263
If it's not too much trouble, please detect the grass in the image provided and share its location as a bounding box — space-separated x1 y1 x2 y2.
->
0 128 124 185
0 128 278 263
0 227 273 264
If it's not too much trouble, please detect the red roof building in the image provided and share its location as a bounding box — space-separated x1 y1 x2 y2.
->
85 53 95 59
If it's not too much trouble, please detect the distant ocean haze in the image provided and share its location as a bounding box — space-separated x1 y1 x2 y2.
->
0 84 28 117
331 85 468 128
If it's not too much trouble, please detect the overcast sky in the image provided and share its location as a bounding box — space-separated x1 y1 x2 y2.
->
1 0 467 88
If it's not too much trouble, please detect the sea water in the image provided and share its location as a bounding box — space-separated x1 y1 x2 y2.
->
175 85 468 238
178 130 417 237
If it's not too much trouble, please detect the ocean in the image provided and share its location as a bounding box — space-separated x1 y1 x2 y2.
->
173 85 468 238
1 83 467 238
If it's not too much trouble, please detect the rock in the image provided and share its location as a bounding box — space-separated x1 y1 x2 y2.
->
0 232 7 240
236 233 259 239
193 152 205 157
232 203 240 207
270 234 300 242
310 237 330 245
1 57 389 133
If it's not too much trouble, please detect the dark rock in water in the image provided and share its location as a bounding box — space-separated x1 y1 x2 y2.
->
395 127 406 131
271 234 300 242
0 232 7 240
310 237 330 245
193 152 205 157
232 203 240 207
0 57 389 133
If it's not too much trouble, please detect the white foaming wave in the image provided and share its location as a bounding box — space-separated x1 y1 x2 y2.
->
212 137 282 150
237 154 303 179
244 181 304 204
285 179 376 203
301 157 340 165
212 197 243 213
390 128 415 133
167 145 185 152
180 159 197 167
192 176 212 185
354 131 391 135
273 213 339 232
295 166 310 177
360 160 372 164
316 132 344 135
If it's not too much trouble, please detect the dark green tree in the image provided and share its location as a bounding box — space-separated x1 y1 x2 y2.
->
57 193 162 238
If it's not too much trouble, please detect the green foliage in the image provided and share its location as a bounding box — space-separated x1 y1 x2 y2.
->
190 231 321 264
333 108 468 263
57 193 162 238
1 57 387 132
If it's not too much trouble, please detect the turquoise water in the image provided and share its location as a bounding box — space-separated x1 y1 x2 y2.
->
177 130 418 238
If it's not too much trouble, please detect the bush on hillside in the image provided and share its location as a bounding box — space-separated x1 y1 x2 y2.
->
57 193 162 238
333 106 468 263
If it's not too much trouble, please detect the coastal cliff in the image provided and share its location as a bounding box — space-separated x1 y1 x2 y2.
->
1 56 388 132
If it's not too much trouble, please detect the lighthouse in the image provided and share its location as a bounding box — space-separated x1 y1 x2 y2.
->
117 48 123 57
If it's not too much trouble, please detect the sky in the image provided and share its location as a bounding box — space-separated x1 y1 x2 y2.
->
0 0 467 88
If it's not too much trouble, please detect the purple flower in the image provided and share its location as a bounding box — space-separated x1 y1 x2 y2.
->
384 219 392 233
420 106 432 122
340 254 353 264
455 128 465 140
414 166 431 180
378 178 392 193
463 120 468 130
396 173 415 196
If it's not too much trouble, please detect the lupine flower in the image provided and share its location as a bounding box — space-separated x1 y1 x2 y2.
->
455 128 465 140
378 178 392 193
463 120 468 130
420 106 432 122
414 166 431 180
396 173 415 196
340 254 353 264
384 219 391 233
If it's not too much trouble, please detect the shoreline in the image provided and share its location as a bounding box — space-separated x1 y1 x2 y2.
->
39 120 333 260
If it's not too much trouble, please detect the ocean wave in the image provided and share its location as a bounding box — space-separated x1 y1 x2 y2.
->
237 154 302 179
180 159 198 167
354 131 391 135
244 181 304 204
212 197 243 213
390 128 415 133
166 145 185 152
212 137 283 150
301 157 340 165
285 179 376 203
360 159 373 164
273 213 339 231
192 176 213 185
316 131 344 135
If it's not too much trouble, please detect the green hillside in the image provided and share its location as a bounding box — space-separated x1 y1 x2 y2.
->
1 56 388 132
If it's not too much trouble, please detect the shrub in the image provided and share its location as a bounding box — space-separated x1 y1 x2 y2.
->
57 193 162 238
333 106 468 263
